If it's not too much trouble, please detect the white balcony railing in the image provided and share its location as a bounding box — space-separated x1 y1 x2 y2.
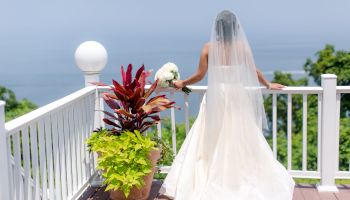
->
0 74 349 199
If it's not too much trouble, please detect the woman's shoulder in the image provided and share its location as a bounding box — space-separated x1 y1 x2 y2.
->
203 42 210 49
202 42 210 54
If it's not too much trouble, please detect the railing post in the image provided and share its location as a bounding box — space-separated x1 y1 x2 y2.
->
0 101 11 200
75 41 107 129
317 74 339 192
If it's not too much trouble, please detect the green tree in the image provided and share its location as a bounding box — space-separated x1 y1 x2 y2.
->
304 44 350 117
0 86 37 121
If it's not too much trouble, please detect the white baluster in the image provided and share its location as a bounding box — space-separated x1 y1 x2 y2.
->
170 92 177 155
287 94 292 170
302 94 308 171
272 93 277 158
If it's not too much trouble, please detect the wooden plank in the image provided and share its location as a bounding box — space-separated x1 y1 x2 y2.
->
292 184 304 200
29 122 40 200
299 184 320 200
37 119 48 200
334 184 350 200
22 127 32 200
318 192 337 200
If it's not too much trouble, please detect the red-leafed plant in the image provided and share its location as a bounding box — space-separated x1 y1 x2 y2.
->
88 64 175 199
94 64 176 135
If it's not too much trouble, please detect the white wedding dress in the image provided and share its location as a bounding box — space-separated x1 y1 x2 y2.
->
159 11 295 200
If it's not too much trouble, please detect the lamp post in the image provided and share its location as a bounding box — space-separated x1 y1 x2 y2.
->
75 41 108 86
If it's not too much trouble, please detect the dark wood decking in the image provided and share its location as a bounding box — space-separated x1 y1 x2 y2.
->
79 181 350 200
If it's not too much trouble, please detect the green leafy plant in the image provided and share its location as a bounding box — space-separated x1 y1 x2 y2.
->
87 64 175 198
87 129 157 197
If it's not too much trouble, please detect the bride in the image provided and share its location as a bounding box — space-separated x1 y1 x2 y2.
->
157 10 295 200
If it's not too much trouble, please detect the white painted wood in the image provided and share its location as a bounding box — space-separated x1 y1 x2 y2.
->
336 86 350 93
5 86 96 135
37 119 48 200
22 127 31 200
52 113 62 199
69 104 78 193
44 117 55 200
74 102 83 188
88 94 97 172
7 136 14 198
63 106 73 197
272 93 277 158
317 94 322 172
0 101 11 200
29 123 40 200
287 94 292 170
156 91 162 138
184 94 190 135
13 132 23 200
170 92 177 155
262 86 323 94
317 74 338 192
57 110 68 200
289 170 320 179
335 171 350 179
335 93 340 172
302 94 308 171
81 96 89 180
3 80 350 199
94 88 104 130
78 100 86 184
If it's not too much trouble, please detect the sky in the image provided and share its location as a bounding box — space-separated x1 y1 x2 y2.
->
1 0 349 72
0 0 349 105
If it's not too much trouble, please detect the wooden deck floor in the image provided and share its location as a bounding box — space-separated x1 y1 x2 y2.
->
79 181 350 200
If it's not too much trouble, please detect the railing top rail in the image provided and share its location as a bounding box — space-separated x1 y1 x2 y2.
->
262 86 323 94
5 86 96 135
97 85 323 94
336 86 350 93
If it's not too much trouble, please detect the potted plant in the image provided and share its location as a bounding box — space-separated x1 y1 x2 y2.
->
87 64 175 200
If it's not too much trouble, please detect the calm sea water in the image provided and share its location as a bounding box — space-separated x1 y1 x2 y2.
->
0 34 348 108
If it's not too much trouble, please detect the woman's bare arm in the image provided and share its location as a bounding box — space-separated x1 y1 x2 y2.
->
174 44 209 88
256 67 285 90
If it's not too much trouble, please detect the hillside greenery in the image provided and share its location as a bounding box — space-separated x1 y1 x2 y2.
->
0 86 37 121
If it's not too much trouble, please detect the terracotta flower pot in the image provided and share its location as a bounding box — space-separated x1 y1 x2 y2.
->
109 149 161 200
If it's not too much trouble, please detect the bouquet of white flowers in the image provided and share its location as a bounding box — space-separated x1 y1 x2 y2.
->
154 62 192 95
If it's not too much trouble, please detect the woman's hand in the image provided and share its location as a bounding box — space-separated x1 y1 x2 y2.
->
268 83 285 90
173 80 185 89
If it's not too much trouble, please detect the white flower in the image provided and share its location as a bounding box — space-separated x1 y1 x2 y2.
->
154 62 181 88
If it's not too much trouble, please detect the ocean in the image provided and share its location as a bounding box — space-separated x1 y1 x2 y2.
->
0 34 348 109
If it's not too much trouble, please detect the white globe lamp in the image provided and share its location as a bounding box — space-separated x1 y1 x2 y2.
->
75 41 108 86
